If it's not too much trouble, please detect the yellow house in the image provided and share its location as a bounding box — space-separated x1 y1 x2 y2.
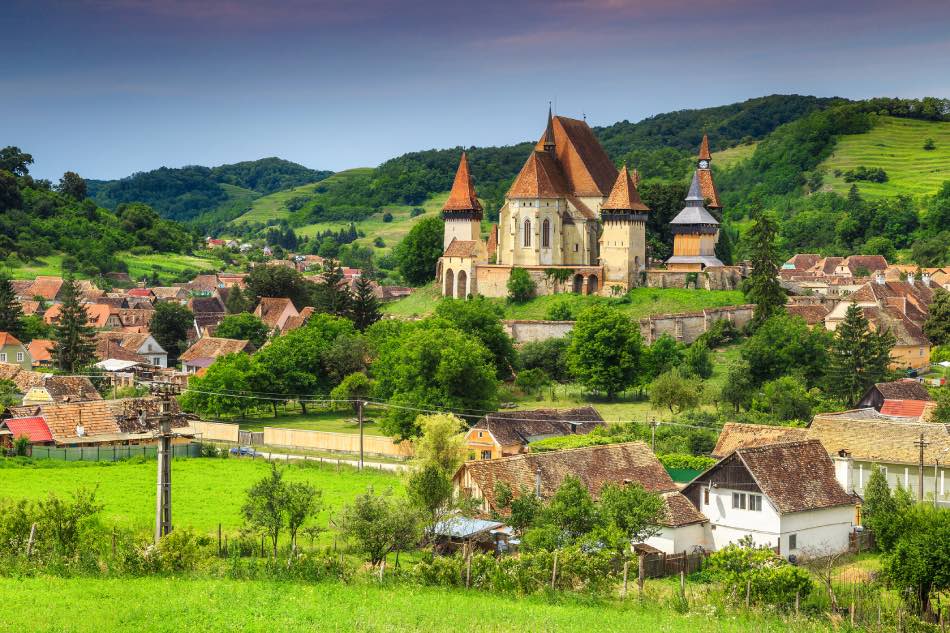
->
465 406 605 461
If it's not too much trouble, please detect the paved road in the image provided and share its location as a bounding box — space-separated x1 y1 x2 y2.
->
241 450 407 473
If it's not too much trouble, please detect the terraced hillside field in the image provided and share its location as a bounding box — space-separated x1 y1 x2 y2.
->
232 168 375 225
820 116 950 198
712 142 758 169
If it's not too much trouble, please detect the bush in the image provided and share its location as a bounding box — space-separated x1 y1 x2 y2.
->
924 138 936 151
544 300 574 321
382 211 394 223
507 268 535 303
514 368 551 395
519 337 572 383
705 538 812 609
410 207 424 217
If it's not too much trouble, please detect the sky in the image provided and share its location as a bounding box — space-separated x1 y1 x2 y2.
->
3 0 950 181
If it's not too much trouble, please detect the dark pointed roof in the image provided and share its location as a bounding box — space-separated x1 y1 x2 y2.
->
602 165 650 212
442 152 483 214
698 133 711 161
670 171 720 226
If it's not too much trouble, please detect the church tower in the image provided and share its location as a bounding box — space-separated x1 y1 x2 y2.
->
599 165 649 291
666 171 723 272
695 133 722 212
442 152 483 250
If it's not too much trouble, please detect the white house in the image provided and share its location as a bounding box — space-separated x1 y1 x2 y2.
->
684 440 857 557
118 333 168 368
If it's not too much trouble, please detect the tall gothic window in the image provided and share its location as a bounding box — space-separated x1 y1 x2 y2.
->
541 219 550 248
523 218 531 247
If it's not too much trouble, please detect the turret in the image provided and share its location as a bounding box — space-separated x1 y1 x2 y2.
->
442 152 483 250
599 165 650 290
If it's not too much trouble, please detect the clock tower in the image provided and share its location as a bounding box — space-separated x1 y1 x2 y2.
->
695 133 722 212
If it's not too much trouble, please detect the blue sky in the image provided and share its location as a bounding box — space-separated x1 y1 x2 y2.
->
3 0 949 180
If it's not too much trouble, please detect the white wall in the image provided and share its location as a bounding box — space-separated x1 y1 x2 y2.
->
836 459 950 509
645 523 708 555
699 486 853 555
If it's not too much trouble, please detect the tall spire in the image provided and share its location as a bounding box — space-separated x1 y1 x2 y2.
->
698 133 711 162
543 103 556 153
442 152 482 215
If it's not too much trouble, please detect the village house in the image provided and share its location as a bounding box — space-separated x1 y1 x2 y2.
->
254 297 299 333
151 286 190 303
0 363 101 406
25 339 54 368
43 302 115 329
713 410 950 508
453 442 708 554
465 406 605 460
188 295 227 333
856 379 933 417
179 336 254 373
0 333 31 369
96 332 167 368
281 306 315 333
2 397 194 448
684 440 856 557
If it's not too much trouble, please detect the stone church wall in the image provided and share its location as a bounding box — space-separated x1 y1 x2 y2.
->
644 266 744 291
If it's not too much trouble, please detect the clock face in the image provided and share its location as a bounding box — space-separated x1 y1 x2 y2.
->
698 160 710 169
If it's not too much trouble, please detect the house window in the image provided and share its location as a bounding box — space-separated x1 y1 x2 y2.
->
703 488 709 505
16 352 24 362
574 243 579 252
542 219 550 248
480 450 492 460
523 219 531 247
732 492 746 510
788 534 797 550
478 431 483 438
0 353 6 362
749 494 763 511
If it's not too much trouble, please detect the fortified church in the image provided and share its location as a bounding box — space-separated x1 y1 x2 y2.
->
438 109 740 299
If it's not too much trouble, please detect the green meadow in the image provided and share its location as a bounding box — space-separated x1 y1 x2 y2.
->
820 115 950 198
712 142 758 169
0 458 401 536
0 576 835 633
1 251 221 283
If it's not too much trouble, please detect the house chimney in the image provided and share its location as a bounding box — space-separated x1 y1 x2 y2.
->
875 272 886 285
922 273 931 287
535 465 542 499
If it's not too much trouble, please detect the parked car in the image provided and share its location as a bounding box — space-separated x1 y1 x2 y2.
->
229 446 258 457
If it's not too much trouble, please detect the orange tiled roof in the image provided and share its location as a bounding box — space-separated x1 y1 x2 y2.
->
26 339 53 363
179 337 252 363
443 239 480 258
29 276 63 301
602 165 649 212
442 152 482 214
43 303 113 328
508 151 570 199
536 116 618 197
0 332 24 347
880 399 930 418
697 168 722 209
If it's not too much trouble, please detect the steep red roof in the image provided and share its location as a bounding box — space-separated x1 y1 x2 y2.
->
0 332 24 347
29 276 63 301
443 239 480 258
507 151 570 199
442 152 482 214
698 134 711 161
602 165 650 212
3 417 53 443
697 168 722 209
26 339 53 363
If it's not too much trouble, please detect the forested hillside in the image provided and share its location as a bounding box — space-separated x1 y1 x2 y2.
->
0 146 199 277
87 157 332 224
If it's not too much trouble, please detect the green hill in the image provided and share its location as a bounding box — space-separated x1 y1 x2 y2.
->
87 157 332 223
820 116 950 199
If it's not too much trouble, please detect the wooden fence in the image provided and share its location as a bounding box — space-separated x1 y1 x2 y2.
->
262 427 414 458
640 550 707 578
239 431 264 446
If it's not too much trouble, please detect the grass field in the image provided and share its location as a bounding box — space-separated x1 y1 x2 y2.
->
0 576 830 633
232 168 374 225
383 284 747 321
820 115 950 199
235 408 386 435
2 251 221 283
0 458 401 536
713 143 758 169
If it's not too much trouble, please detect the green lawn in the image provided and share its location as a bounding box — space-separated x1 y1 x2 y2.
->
0 576 831 633
235 408 386 435
385 285 746 321
0 458 400 536
820 115 950 199
713 143 758 169
1 254 66 279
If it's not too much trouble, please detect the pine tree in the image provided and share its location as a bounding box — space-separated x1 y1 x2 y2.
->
314 259 352 318
0 274 24 339
743 211 786 326
826 303 895 405
50 276 96 372
351 275 381 331
225 283 248 314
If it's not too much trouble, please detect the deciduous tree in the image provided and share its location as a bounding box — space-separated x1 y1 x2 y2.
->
150 301 195 361
925 288 950 346
567 304 642 398
394 216 444 286
215 313 269 349
434 297 516 378
649 368 702 414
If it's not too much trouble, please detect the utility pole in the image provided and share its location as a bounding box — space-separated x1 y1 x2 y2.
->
358 400 365 471
650 418 658 452
914 433 930 503
151 381 181 543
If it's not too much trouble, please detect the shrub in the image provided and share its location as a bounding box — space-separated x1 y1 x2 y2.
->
544 299 574 321
514 368 551 395
924 138 936 151
410 207 424 217
519 337 572 383
507 268 535 303
705 537 812 609
382 211 394 223
13 435 30 456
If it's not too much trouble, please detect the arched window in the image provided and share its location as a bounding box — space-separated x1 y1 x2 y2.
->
541 219 550 248
523 218 531 247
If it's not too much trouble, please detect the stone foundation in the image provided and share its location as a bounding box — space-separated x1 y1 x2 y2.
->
644 266 745 291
